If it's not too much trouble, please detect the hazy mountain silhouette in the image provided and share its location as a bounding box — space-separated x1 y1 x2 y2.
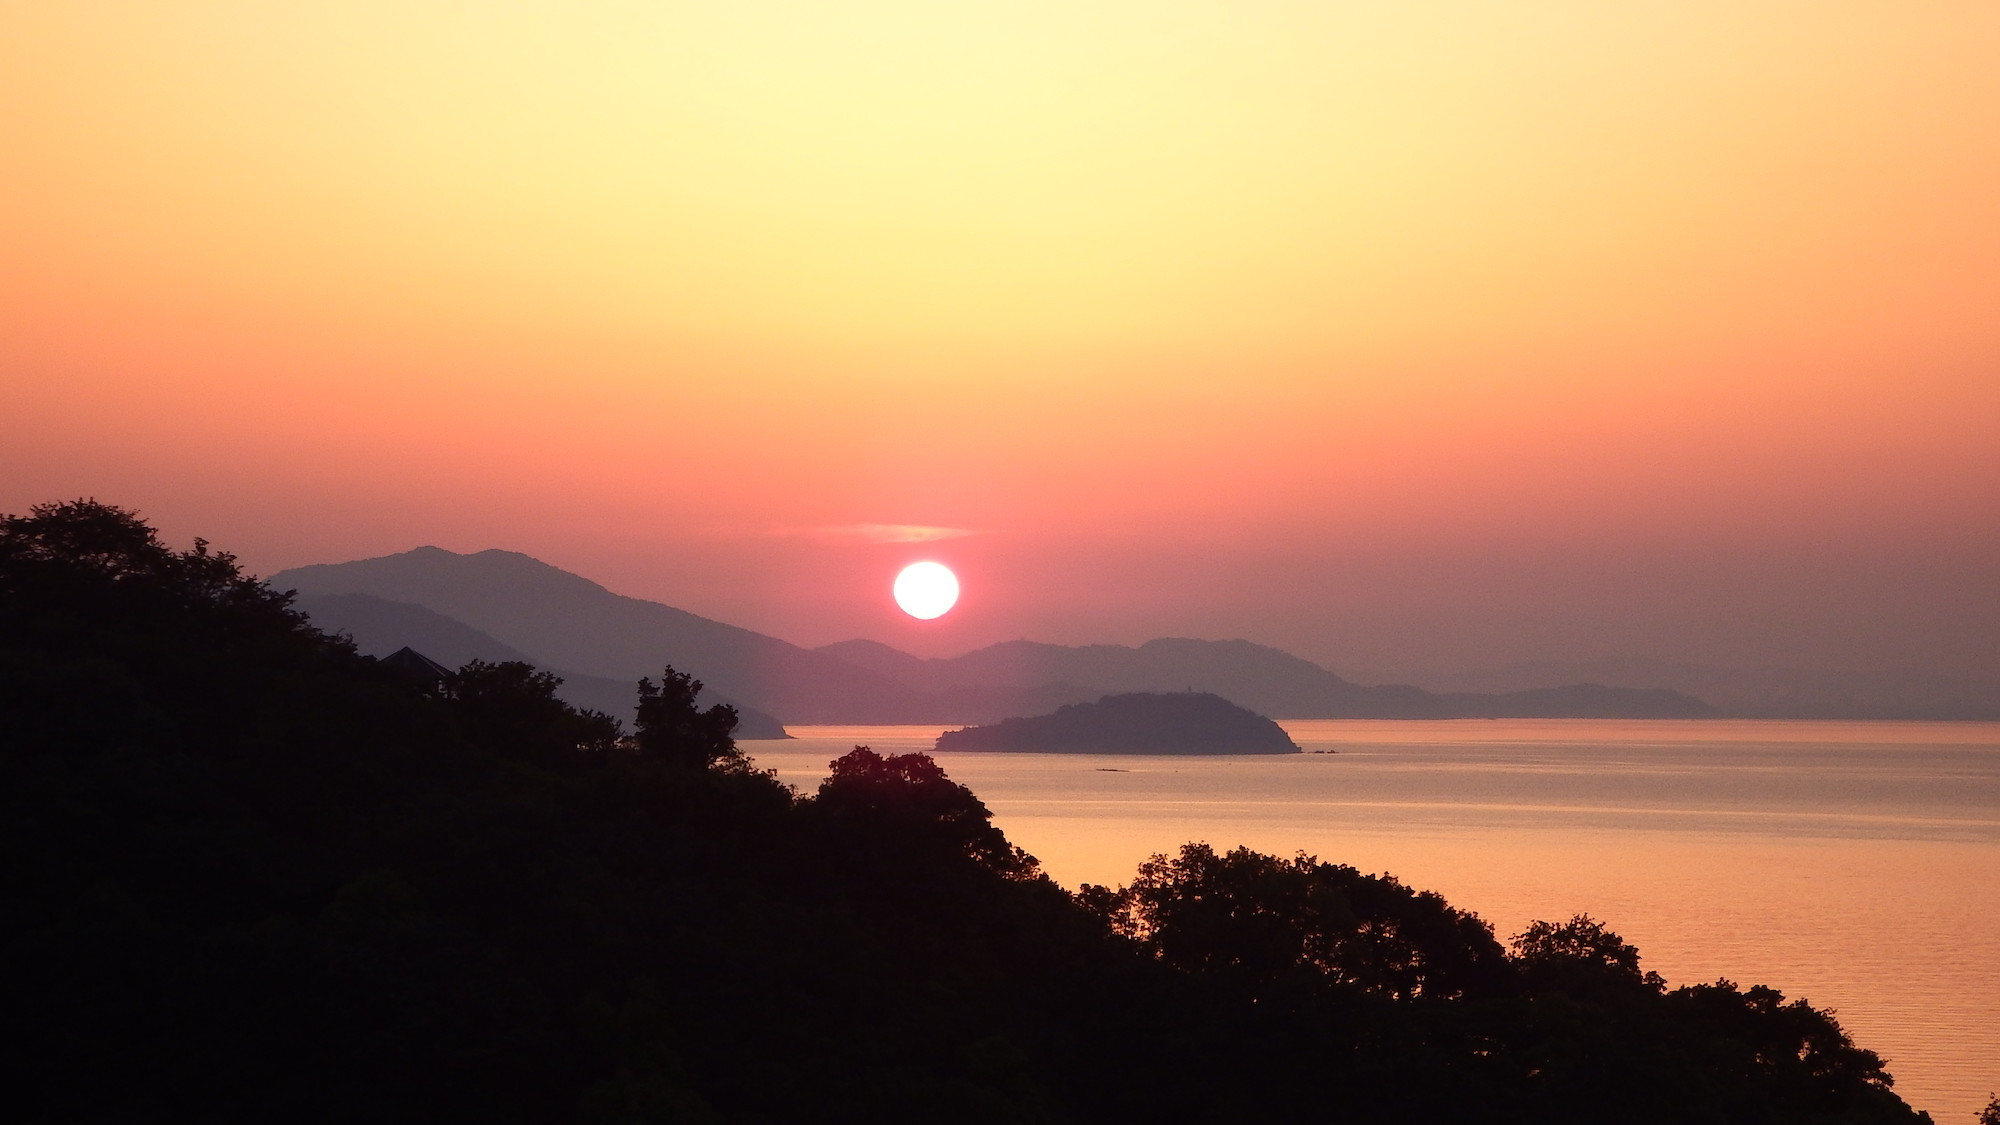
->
289 590 792 736
817 637 1713 719
274 548 938 724
813 638 1103 716
822 637 1344 706
1431 682 1713 719
295 592 543 667
936 692 1301 754
274 548 1712 723
1425 657 2000 720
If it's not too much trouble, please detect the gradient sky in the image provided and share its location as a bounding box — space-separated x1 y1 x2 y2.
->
5 1 1997 681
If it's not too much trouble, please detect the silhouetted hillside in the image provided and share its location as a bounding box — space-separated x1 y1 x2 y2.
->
0 500 1933 1124
294 591 788 738
936 692 1301 754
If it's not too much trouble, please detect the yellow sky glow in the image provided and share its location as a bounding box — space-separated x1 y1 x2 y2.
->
4 0 1997 671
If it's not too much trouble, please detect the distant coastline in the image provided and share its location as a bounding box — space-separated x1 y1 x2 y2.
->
275 549 1759 732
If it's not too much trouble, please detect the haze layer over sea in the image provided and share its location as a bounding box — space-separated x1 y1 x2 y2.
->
749 719 2000 1122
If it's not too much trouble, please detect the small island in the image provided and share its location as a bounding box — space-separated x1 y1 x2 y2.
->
935 691 1301 754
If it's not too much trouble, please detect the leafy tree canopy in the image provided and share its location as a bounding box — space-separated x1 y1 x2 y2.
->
1513 913 1667 995
1091 842 1506 1000
634 668 742 771
814 746 1041 880
0 497 314 656
444 658 623 758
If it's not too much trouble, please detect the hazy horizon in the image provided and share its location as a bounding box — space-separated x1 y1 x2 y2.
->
268 543 1999 717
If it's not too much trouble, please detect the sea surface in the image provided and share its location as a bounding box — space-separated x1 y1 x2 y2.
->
747 719 2000 1123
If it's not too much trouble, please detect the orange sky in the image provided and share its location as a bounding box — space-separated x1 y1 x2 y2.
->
4 1 1997 679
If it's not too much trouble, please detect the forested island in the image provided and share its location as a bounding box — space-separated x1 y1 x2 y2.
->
936 691 1301 754
0 500 1945 1123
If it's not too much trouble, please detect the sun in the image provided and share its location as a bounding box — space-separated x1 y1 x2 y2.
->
893 561 959 620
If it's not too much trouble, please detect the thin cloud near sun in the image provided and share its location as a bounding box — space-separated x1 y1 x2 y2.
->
770 524 978 544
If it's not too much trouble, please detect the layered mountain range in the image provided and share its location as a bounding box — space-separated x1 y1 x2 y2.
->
289 590 792 739
1425 656 2000 721
272 546 1715 734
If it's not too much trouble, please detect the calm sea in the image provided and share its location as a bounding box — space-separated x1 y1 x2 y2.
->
747 719 2000 1123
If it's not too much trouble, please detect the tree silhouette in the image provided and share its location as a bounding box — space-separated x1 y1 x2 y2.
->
444 658 622 757
812 747 1039 880
1095 842 1506 1000
633 667 742 770
1 497 311 657
1666 979 1903 1104
1513 913 1666 995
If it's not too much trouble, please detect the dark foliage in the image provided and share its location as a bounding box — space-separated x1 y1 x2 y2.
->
811 746 1040 879
0 500 1936 1124
444 659 624 758
1513 912 1666 996
633 668 741 770
1095 843 1507 1001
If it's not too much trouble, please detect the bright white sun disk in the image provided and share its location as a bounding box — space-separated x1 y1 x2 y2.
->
893 561 959 619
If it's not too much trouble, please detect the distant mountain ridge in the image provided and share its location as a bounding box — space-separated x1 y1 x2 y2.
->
274 547 925 725
272 547 1716 725
814 636 1715 720
295 592 543 669
292 591 790 738
1425 656 2000 721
